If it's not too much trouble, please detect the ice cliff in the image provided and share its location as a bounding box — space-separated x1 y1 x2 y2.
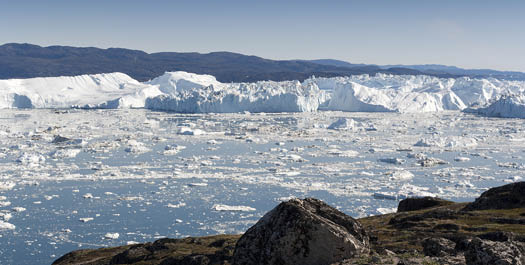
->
2 71 525 115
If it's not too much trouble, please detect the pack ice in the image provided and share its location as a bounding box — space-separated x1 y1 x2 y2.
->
2 71 525 115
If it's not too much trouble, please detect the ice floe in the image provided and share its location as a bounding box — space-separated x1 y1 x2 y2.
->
212 204 256 212
104 232 119 239
0 220 15 230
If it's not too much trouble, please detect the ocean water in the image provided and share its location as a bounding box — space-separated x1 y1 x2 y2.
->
0 109 524 264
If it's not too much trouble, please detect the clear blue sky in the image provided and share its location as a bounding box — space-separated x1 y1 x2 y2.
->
1 0 524 71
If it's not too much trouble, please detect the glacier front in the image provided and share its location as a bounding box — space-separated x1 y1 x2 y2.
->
2 71 525 115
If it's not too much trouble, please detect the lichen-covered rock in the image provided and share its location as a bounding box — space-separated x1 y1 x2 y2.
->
423 237 456 257
397 197 453 212
233 198 369 265
464 182 525 211
465 237 525 265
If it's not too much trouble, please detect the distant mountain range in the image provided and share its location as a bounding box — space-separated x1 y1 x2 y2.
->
1 43 524 82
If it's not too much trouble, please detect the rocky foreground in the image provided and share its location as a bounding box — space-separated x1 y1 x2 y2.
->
54 182 525 265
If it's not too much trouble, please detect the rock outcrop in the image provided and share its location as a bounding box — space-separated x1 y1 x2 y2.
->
397 196 454 212
464 181 525 211
233 198 369 265
422 237 457 257
465 237 525 265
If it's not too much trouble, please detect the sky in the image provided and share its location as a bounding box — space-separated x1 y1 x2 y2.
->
1 0 524 71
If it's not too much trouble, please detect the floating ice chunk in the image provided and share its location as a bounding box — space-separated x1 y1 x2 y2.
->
0 220 15 230
373 192 398 200
104 232 119 239
16 153 45 165
376 207 397 215
276 196 297 202
177 127 206 136
0 201 11 207
454 156 470 162
166 202 186 208
0 212 12 221
278 154 307 162
11 207 26 213
79 217 94 223
455 180 474 188
187 183 208 187
398 184 435 198
378 157 405 165
51 135 71 144
51 135 86 146
414 138 445 147
504 176 523 183
388 170 414 180
163 144 186 155
49 148 81 159
118 196 144 201
418 157 448 167
212 204 256 212
407 152 427 159
328 118 357 130
124 140 150 154
0 181 15 191
445 137 478 149
327 149 359 157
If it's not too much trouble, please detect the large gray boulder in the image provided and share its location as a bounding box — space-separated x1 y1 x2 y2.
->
397 196 453 212
423 237 456 257
465 237 525 265
464 181 525 211
233 198 369 265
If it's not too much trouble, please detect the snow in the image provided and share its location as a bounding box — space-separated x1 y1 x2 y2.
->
2 71 525 115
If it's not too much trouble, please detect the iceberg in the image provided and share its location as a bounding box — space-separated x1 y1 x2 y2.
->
466 95 525 119
145 77 322 113
1 71 525 114
0 73 161 109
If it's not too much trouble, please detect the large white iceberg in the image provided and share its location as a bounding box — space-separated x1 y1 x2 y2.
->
145 75 322 113
0 73 161 109
322 75 468 113
466 95 525 118
2 71 525 114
